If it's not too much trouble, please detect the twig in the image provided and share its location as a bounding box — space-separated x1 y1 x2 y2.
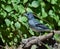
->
24 33 53 48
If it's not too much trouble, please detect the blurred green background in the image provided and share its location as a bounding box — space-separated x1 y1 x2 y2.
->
0 0 60 46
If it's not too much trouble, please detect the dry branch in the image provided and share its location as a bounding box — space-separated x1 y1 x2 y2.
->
24 33 53 48
17 30 60 49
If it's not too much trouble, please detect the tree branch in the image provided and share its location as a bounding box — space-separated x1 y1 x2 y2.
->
17 30 60 49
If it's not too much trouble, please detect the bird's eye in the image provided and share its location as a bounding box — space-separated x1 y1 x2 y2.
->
27 14 29 15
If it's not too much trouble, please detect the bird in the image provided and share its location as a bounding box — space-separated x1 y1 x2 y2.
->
24 12 51 34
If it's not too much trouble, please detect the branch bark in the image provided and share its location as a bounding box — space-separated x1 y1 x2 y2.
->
24 33 53 48
17 30 60 49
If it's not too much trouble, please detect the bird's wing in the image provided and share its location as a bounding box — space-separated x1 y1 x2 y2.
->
29 19 49 30
35 23 49 29
32 19 49 29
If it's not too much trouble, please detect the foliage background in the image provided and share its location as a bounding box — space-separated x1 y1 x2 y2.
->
0 0 60 46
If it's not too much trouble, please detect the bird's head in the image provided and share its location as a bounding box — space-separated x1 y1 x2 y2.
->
24 12 34 20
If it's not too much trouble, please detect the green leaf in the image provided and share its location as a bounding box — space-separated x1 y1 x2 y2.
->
1 25 3 28
49 10 54 16
40 20 43 23
0 32 5 43
1 4 5 9
14 37 18 42
58 20 60 26
23 34 27 38
19 17 27 22
29 28 34 35
1 10 7 18
5 5 12 12
18 4 25 14
11 23 15 31
8 33 13 38
1 0 6 3
42 8 47 18
54 34 60 42
51 0 57 4
15 22 21 29
31 1 39 8
45 44 50 49
26 8 33 12
31 45 37 49
9 41 13 45
53 15 59 22
21 17 27 22
11 0 20 4
11 14 18 20
18 16 29 28
41 2 45 7
47 0 50 2
7 0 11 4
23 0 28 4
11 0 17 2
46 24 52 29
12 3 18 12
18 16 27 22
5 19 11 26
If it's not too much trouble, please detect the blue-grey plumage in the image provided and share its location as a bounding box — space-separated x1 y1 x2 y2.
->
24 12 50 32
